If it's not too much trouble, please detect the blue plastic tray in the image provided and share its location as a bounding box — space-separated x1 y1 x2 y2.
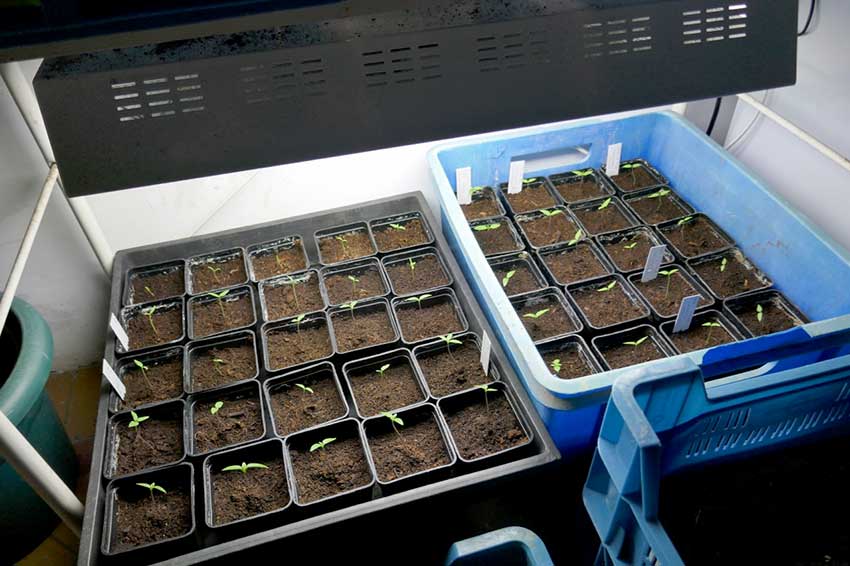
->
582 327 850 566
445 526 554 566
428 111 850 452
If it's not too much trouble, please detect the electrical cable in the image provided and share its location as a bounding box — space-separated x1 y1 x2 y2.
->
705 97 722 136
798 0 817 37
725 90 771 152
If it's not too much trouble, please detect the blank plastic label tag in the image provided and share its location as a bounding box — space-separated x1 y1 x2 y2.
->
102 359 126 400
641 245 668 282
109 313 129 350
456 167 472 205
507 160 525 194
480 332 492 374
673 295 702 333
606 143 622 176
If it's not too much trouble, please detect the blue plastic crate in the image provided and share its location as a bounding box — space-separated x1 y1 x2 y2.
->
445 526 554 566
427 111 850 452
582 328 850 566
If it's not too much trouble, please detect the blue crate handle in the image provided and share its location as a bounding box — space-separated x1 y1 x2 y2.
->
445 526 554 566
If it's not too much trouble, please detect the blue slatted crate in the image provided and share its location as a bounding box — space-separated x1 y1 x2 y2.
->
445 526 553 566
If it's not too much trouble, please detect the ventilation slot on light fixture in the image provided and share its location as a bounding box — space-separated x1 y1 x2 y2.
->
112 73 204 122
361 43 443 88
682 3 748 46
582 16 654 58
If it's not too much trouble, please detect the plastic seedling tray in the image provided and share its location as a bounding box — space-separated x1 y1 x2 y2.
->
258 269 326 322
381 246 453 297
187 247 249 295
548 169 614 205
392 288 470 346
116 297 185 355
314 221 377 266
261 312 334 373
509 287 583 343
328 297 400 355
187 381 266 457
124 259 186 306
319 257 390 307
687 248 773 301
600 158 666 193
656 213 734 260
569 196 640 236
622 185 694 225
536 239 615 287
109 345 184 414
626 265 715 322
660 309 745 355
535 335 604 381
412 332 500 399
469 216 525 257
514 206 580 250
497 178 561 215
595 226 675 274
246 235 308 282
341 347 428 419
565 274 650 332
724 289 808 338
369 210 435 253
488 252 547 297
459 186 506 221
590 324 676 371
184 330 259 395
187 285 257 340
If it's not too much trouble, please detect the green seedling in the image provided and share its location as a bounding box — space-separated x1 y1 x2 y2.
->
469 186 485 196
222 462 269 474
676 216 694 240
623 336 648 349
380 411 404 436
408 257 416 272
212 357 227 376
647 187 671 212
136 482 166 500
133 359 153 390
550 358 562 373
473 223 501 232
502 270 516 288
310 437 336 452
570 168 594 177
376 363 391 378
335 235 348 256
292 313 306 334
658 269 679 299
756 304 764 324
477 384 498 409
522 308 549 320
439 333 463 358
210 400 224 415
389 223 406 231
539 208 562 218
619 162 643 185
296 383 314 394
720 257 728 273
405 294 432 310
208 289 230 320
347 275 360 293
128 410 149 428
341 300 358 320
142 305 159 337
567 229 584 247
598 197 612 210
274 249 288 271
597 281 617 293
282 275 300 309
144 285 155 298
522 177 538 185
702 321 722 344
207 264 222 284
623 241 639 250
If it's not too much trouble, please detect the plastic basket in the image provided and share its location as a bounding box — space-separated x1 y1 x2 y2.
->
427 111 850 452
445 526 554 566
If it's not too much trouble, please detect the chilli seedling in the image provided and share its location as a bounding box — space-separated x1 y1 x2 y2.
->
274 249 288 271
570 168 594 178
646 188 671 212
375 364 390 378
550 358 562 373
310 437 336 452
473 222 501 232
208 289 230 320
380 411 404 436
335 235 349 257
624 241 639 250
142 305 159 337
408 257 416 273
281 275 300 309
438 333 463 357
702 321 722 344
598 197 612 211
389 223 406 231
522 177 538 185
567 229 583 247
295 383 314 394
341 300 357 320
136 481 166 501
523 308 549 320
292 313 306 335
720 257 728 273
539 208 564 236
623 336 648 350
756 304 764 324
619 162 643 186
469 186 485 196
405 294 432 310
476 384 498 409
597 280 617 293
210 401 224 415
676 216 694 241
128 410 149 428
211 356 227 376
144 285 155 298
207 264 223 284
222 462 269 474
133 359 153 390
502 270 516 288
658 269 679 299
347 275 360 294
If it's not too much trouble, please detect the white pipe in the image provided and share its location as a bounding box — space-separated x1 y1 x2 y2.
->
0 409 84 536
737 93 850 174
0 62 113 274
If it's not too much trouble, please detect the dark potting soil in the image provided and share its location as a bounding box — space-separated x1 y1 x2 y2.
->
250 243 307 281
736 300 801 337
324 269 385 305
290 437 372 504
263 276 324 319
318 230 375 264
396 299 464 343
192 294 254 339
663 217 729 258
503 184 557 213
472 222 522 256
211 459 290 525
130 267 183 304
460 189 502 220
193 396 264 454
190 344 256 392
602 232 658 272
349 361 424 417
628 192 689 224
373 219 430 252
667 321 735 353
574 203 633 235
127 307 182 350
114 415 183 476
266 324 333 370
552 177 608 203
542 244 609 285
693 256 767 299
368 415 451 482
542 350 595 380
516 297 577 342
113 486 192 551
191 256 247 293
519 213 578 248
117 359 182 411
493 263 542 296
332 308 396 352
386 255 449 295
601 339 667 370
416 341 486 397
571 281 645 328
632 272 711 318
444 394 528 460
609 165 659 192
269 376 346 436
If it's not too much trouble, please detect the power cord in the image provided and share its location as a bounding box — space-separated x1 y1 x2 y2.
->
705 97 723 136
725 90 771 151
798 0 817 37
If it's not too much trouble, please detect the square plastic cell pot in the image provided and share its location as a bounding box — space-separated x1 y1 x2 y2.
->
458 186 506 220
319 258 390 307
487 251 547 297
724 289 808 338
659 309 745 355
262 312 334 372
101 462 196 557
627 265 715 321
124 259 185 306
258 269 326 322
187 285 257 340
600 158 666 193
246 235 308 282
184 330 259 395
514 206 581 250
412 332 500 399
509 287 583 342
369 210 435 253
547 168 614 204
536 239 614 287
469 216 525 257
202 438 292 529
595 226 676 274
622 185 695 225
569 196 640 236
362 403 456 492
263 361 349 437
438 381 533 466
187 380 266 457
590 324 677 371
314 221 377 266
187 247 249 295
497 178 561 215
687 248 773 301
283 418 376 509
109 345 184 414
328 297 400 355
656 213 734 260
565 274 650 332
391 288 469 345
341 348 428 418
104 399 187 480
382 246 453 297
116 297 185 355
535 335 604 381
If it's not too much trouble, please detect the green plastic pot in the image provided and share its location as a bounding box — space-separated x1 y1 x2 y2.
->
0 297 77 563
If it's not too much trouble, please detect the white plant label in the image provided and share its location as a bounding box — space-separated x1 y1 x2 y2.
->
456 166 473 205
641 245 668 282
606 143 622 176
480 332 492 374
109 313 129 351
507 160 525 194
102 359 126 400
673 295 702 333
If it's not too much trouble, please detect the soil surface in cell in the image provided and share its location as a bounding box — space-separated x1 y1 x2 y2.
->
602 338 667 370
127 306 182 350
516 297 577 342
628 191 689 224
571 280 646 328
503 183 557 213
602 232 662 272
632 272 711 318
542 243 609 285
130 267 184 304
387 255 449 295
461 189 502 220
190 343 256 392
319 230 374 264
369 414 451 482
191 256 247 293
444 394 528 460
269 375 346 436
663 217 730 258
193 396 264 454
114 413 183 476
373 218 430 252
211 459 290 525
552 176 608 203
574 203 633 235
290 437 372 504
192 294 254 339
332 307 395 352
324 268 385 305
349 361 424 416
668 320 735 353
609 165 659 191
417 340 486 397
117 358 183 411
264 275 324 319
693 256 767 299
736 299 802 337
519 212 578 248
113 486 191 551
472 221 522 256
542 349 595 380
251 243 307 281
396 299 464 343
266 323 333 370
494 262 542 296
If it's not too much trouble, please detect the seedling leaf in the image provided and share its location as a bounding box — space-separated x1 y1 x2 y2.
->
677 216 694 227
523 308 549 319
222 462 269 473
473 223 501 232
502 270 516 287
623 336 649 347
567 229 584 246
389 223 406 231
570 168 594 177
720 257 728 273
210 400 224 415
647 188 671 199
296 383 314 394
128 411 149 428
597 281 617 292
598 197 612 210
550 358 562 373
756 304 764 323
310 438 336 452
540 208 562 218
136 482 167 497
623 241 638 250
